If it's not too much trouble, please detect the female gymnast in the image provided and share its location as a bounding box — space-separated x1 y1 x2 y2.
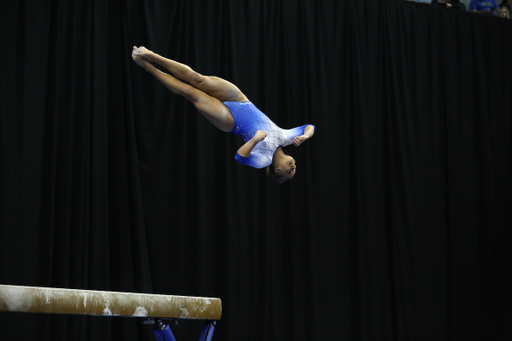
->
131 46 315 183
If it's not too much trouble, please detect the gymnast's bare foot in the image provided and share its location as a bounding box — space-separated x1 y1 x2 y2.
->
132 46 155 61
132 47 152 70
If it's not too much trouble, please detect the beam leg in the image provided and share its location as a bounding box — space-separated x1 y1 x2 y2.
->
152 320 177 341
198 321 216 341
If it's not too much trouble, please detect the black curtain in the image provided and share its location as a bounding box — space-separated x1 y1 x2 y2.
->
1 0 511 340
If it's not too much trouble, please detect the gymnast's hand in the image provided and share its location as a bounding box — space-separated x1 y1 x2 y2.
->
254 130 267 141
292 135 309 147
293 125 315 147
237 130 267 157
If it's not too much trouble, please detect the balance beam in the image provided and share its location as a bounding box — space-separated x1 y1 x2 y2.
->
0 284 222 320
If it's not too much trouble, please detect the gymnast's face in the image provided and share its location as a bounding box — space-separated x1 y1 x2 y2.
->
276 156 296 180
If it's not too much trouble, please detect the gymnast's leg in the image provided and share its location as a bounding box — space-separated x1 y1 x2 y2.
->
132 46 248 103
132 47 236 132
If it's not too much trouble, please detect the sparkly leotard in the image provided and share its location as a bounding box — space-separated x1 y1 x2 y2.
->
223 101 314 169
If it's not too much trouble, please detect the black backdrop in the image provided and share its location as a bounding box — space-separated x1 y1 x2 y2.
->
1 0 511 340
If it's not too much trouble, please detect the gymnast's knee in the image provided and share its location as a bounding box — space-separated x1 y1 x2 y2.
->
180 85 200 102
187 71 208 87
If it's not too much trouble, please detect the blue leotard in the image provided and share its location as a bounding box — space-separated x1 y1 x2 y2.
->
223 101 314 169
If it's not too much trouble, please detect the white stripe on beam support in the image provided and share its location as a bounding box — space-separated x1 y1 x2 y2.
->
0 284 222 320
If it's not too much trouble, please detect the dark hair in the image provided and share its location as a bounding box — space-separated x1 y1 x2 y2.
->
266 165 289 184
266 147 294 183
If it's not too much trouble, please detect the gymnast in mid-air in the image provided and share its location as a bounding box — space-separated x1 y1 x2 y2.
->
131 46 315 183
